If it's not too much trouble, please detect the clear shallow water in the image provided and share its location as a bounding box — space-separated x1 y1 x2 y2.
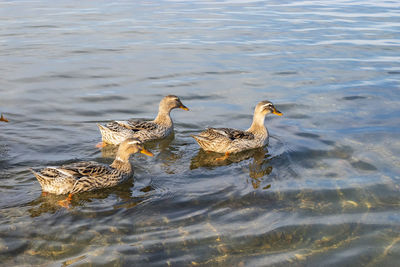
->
1 0 400 266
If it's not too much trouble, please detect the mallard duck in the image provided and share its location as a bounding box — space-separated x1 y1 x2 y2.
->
191 100 282 160
30 138 153 207
97 95 189 147
0 113 8 122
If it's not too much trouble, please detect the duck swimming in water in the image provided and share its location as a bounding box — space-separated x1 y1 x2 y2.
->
31 138 153 207
97 95 189 147
191 100 282 160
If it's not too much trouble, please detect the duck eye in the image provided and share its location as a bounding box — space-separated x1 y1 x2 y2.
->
263 103 272 109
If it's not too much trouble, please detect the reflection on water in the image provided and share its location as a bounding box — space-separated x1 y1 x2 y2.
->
190 147 267 169
1 0 400 266
191 146 273 189
26 180 156 217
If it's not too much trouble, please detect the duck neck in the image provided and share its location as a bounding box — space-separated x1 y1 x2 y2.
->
154 106 173 127
247 112 267 136
111 154 132 173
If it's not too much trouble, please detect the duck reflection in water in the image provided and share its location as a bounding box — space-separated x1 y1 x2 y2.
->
27 179 155 217
190 146 273 189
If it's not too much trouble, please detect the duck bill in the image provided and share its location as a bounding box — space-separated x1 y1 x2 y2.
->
272 108 283 116
140 148 154 157
179 104 189 111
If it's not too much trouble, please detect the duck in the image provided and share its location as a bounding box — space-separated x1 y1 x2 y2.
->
0 113 8 122
30 138 153 207
191 100 282 160
97 95 189 147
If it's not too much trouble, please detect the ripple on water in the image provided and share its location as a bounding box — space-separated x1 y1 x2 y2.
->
1 0 399 266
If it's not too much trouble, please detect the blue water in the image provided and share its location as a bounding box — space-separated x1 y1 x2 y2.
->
1 0 400 266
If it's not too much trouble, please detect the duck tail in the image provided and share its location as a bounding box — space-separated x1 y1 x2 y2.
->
30 168 47 187
191 134 200 142
97 123 110 135
191 134 208 142
97 123 106 130
191 135 211 150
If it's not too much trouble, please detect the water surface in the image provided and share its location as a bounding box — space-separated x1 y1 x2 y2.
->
1 0 400 266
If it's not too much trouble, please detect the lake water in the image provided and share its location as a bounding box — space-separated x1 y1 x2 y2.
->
1 0 400 266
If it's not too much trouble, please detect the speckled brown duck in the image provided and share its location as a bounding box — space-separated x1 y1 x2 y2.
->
31 138 153 207
191 100 282 160
97 95 189 147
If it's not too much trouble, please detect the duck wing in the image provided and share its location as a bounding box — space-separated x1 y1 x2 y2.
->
199 128 254 141
59 161 112 177
106 120 157 132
